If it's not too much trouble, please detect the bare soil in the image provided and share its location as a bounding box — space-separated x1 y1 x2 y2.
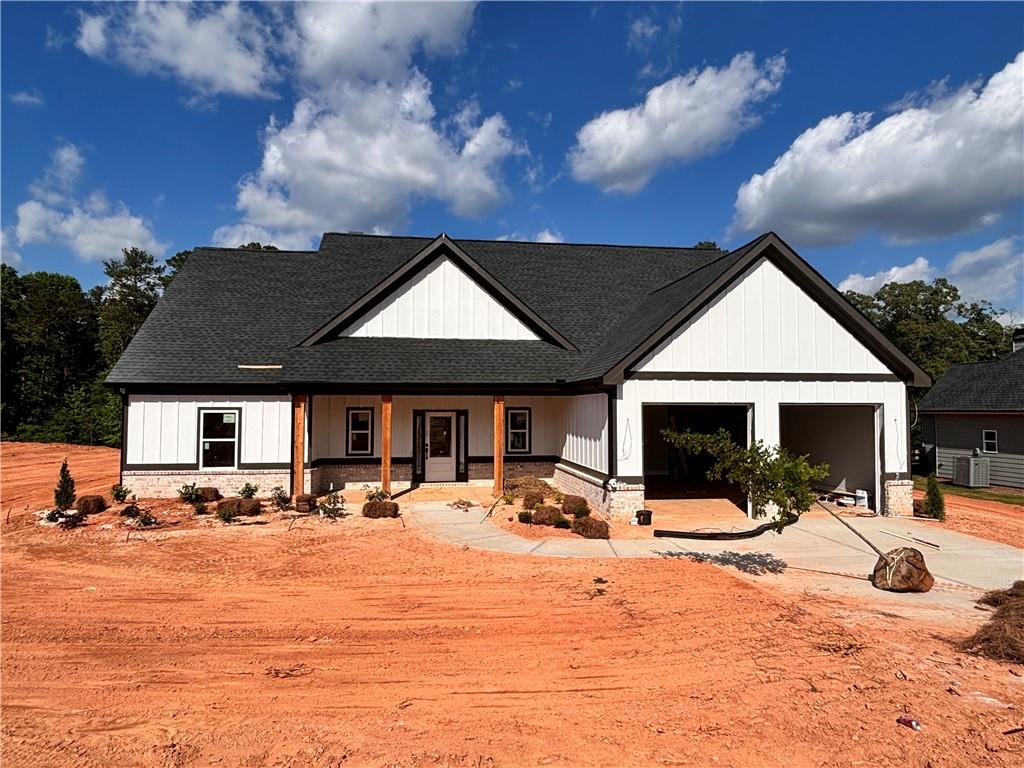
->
913 488 1024 549
1 441 121 516
3 443 1023 766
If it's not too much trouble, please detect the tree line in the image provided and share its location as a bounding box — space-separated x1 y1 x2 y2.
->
1 243 276 447
0 244 1014 449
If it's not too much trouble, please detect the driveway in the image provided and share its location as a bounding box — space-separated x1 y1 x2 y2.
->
409 503 1023 624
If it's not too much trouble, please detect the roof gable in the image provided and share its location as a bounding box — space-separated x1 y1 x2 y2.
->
918 350 1024 412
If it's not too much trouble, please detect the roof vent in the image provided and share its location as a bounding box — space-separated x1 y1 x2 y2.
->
347 230 364 235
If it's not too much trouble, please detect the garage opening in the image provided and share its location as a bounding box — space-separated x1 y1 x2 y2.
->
779 405 878 510
642 404 749 505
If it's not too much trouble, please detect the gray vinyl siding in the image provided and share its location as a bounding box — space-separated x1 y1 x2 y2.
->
931 414 1024 488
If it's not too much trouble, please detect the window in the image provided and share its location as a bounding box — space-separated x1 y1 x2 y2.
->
347 407 373 455
983 429 998 453
200 410 239 469
506 407 531 454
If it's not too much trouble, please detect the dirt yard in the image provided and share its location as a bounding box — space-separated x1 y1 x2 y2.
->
2 442 1023 766
1 441 121 513
912 488 1024 549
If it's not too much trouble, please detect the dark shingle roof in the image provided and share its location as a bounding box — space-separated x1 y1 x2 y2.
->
918 351 1024 412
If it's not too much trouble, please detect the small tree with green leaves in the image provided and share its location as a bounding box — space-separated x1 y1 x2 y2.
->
923 473 946 521
54 458 76 511
662 428 829 531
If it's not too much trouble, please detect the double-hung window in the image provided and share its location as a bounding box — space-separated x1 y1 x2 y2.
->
982 429 998 453
347 408 374 456
506 408 531 454
200 410 239 469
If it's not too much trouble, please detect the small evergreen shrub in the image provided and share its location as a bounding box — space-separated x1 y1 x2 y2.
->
363 486 391 503
44 509 62 523
319 491 345 519
54 459 76 511
237 483 259 499
111 484 131 503
216 505 237 524
193 501 208 516
523 491 545 511
553 514 571 529
501 493 515 505
561 495 590 519
76 495 107 515
178 483 201 503
58 511 85 530
923 473 946 521
571 516 610 539
552 491 565 504
135 508 157 527
517 510 533 524
531 505 560 526
362 500 400 518
270 486 290 511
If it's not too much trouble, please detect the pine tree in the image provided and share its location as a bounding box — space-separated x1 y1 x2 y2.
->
54 458 76 511
923 473 945 521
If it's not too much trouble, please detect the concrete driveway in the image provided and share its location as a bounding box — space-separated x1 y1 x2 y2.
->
409 503 1023 624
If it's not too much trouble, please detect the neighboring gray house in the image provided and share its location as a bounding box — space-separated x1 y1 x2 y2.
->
918 332 1024 489
106 231 930 516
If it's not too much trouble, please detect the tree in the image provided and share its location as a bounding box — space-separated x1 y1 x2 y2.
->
662 427 829 530
238 242 278 251
161 249 191 289
99 247 164 367
693 240 719 250
1 264 24 433
54 458 76 511
923 473 945 521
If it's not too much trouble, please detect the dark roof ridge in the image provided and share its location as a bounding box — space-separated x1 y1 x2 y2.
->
647 247 741 297
321 230 727 253
191 245 317 255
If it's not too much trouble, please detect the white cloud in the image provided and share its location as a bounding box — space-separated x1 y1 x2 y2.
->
75 1 278 98
1 229 22 266
627 17 660 50
947 236 1024 305
838 256 935 294
733 52 1024 246
569 52 786 193
14 144 166 261
504 79 522 93
9 88 45 106
497 228 565 243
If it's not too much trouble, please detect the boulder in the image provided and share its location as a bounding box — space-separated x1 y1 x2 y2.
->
238 498 262 516
217 498 241 515
522 491 545 510
531 505 561 526
362 501 399 519
76 495 108 515
295 493 318 514
871 547 935 593
571 515 610 539
196 486 222 502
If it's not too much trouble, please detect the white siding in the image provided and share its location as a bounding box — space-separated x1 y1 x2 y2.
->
637 258 890 375
561 393 608 474
310 395 569 460
342 256 539 341
125 395 292 466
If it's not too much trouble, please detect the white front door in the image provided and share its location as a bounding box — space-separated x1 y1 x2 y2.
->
425 412 456 481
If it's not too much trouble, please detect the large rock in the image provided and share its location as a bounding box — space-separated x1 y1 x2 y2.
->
196 486 222 502
295 493 317 514
871 547 935 593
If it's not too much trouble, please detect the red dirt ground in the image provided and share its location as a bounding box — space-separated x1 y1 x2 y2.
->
2 443 1023 767
912 488 1024 549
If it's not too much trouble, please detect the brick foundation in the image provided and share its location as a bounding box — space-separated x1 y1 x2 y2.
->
883 479 914 517
310 460 557 494
122 469 292 499
551 464 646 519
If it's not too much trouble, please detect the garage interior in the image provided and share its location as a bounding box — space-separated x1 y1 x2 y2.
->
779 405 878 510
642 404 748 505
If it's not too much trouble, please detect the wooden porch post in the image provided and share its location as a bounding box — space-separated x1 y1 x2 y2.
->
493 395 505 497
291 394 307 498
381 394 393 494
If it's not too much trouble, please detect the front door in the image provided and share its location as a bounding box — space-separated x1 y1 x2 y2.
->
425 411 456 481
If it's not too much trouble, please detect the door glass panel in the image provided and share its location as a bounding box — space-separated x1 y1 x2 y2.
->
429 416 452 457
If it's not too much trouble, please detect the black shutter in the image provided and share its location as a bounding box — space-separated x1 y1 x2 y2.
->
456 410 469 482
412 411 425 484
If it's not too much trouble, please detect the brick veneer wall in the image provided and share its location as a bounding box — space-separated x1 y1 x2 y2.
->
122 469 291 499
883 479 913 516
551 464 646 519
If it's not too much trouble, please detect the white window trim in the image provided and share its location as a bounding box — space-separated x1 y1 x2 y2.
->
982 429 998 454
347 407 374 456
506 407 531 454
199 409 240 470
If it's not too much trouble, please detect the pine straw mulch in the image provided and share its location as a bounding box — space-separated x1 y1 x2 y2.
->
503 475 554 498
959 580 1024 664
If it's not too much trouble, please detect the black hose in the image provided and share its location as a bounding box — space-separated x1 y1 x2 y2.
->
652 511 800 540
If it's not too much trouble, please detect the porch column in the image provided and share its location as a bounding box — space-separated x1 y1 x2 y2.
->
381 394 393 494
493 395 505 496
291 394 306 498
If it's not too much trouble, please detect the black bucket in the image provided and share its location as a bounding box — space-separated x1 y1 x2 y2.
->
636 509 652 526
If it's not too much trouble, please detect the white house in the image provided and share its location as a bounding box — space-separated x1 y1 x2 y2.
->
107 232 929 517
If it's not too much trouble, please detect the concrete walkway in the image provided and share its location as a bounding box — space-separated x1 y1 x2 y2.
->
409 503 1023 620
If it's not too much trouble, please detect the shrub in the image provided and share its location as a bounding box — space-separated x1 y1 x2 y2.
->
76 495 107 515
135 508 157 527
120 504 140 518
362 500 400 518
572 515 610 539
270 486 290 511
531 505 560 526
552 491 564 504
178 483 201 503
54 459 76 511
923 473 945 521
364 486 391 503
237 483 259 499
553 514 571 530
58 511 85 530
501 493 515 505
319 491 345 520
522 491 544 511
517 510 533 524
196 487 221 502
193 501 208 516
216 505 237 524
44 509 62 523
238 498 262 516
561 495 590 519
111 484 131 503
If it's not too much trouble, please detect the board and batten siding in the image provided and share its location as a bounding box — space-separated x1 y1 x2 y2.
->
124 394 292 466
310 395 569 460
561 393 608 474
637 258 890 374
932 414 1024 488
341 256 539 341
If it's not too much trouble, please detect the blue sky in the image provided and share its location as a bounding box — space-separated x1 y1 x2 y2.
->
2 2 1022 318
